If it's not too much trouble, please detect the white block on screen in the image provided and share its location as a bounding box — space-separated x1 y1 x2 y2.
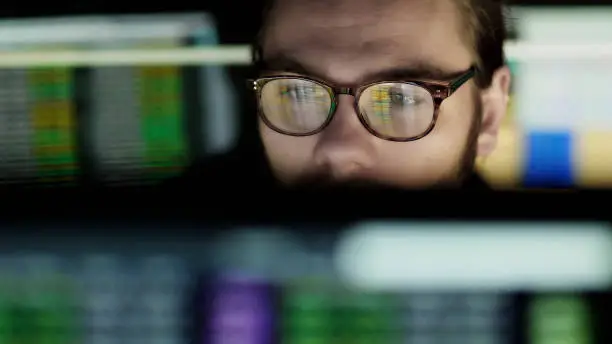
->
514 6 612 43
0 14 215 46
516 60 612 130
512 6 612 130
334 222 612 291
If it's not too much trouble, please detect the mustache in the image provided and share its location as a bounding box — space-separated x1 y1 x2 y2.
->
289 172 397 192
288 171 469 193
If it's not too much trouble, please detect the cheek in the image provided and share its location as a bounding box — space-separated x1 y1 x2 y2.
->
432 94 475 144
422 93 476 160
370 95 475 186
259 122 318 177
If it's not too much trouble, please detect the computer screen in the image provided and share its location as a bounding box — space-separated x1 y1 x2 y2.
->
0 221 609 344
0 13 237 186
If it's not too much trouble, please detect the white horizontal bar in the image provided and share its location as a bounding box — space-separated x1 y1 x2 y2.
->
0 23 196 45
0 13 214 45
334 222 612 291
1 42 612 67
504 42 612 61
0 46 251 68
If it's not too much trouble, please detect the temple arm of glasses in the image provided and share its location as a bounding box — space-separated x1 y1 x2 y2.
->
449 67 477 93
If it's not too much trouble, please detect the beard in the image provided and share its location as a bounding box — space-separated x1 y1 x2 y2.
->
443 91 482 188
289 172 397 192
290 94 483 192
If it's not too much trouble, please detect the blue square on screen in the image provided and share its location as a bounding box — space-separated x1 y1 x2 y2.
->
524 131 574 188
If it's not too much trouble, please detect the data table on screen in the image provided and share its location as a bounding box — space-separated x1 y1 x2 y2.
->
332 292 400 344
0 255 80 344
28 67 78 184
0 13 234 185
281 283 400 344
201 274 276 344
0 250 605 344
403 293 513 344
90 66 146 183
80 254 189 344
529 295 592 344
282 283 336 344
0 42 79 185
0 69 36 181
125 256 189 344
137 66 187 181
281 288 516 344
89 40 189 185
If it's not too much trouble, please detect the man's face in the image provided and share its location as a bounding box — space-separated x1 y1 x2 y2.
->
258 0 496 189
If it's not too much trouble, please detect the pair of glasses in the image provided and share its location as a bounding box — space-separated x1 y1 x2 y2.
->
248 67 477 142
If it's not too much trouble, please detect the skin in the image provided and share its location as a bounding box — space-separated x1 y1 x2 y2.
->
258 0 511 189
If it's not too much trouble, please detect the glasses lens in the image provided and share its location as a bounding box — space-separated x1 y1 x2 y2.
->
359 83 435 139
260 78 332 134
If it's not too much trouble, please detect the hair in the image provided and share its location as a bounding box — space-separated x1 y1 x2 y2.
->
253 0 508 88
456 0 508 87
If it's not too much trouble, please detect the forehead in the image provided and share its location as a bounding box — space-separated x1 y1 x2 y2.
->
262 0 473 84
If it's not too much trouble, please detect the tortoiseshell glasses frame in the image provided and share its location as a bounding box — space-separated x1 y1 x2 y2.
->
248 66 477 142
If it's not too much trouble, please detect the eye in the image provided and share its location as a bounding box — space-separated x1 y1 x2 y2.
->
389 91 418 105
281 84 317 101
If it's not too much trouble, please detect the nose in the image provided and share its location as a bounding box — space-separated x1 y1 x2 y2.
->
312 95 376 179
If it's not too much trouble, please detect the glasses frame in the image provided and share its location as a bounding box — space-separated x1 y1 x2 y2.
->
248 66 476 142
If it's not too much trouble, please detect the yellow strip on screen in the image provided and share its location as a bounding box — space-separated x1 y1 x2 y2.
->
575 131 612 188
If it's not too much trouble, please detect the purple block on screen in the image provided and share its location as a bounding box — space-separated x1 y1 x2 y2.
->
203 273 276 344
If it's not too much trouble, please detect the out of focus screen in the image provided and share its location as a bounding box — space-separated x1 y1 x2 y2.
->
1 2 612 344
0 13 237 186
0 223 611 344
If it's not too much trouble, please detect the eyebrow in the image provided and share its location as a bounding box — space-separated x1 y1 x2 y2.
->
364 65 467 83
259 53 468 84
258 54 314 76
